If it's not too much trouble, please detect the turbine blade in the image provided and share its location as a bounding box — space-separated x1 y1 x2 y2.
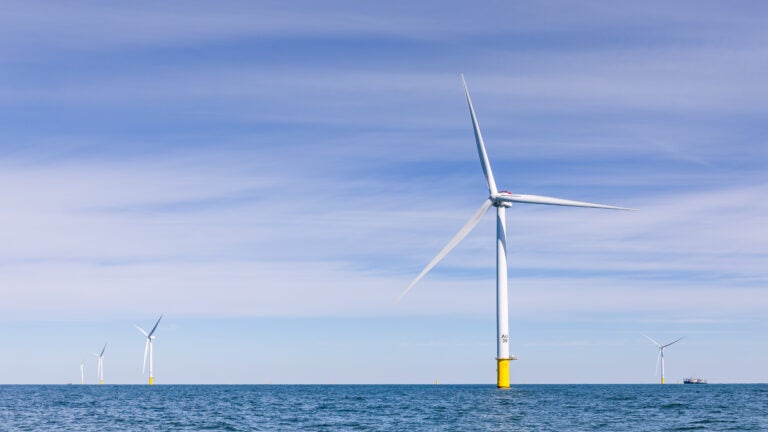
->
100 343 107 357
143 340 149 374
643 334 662 347
461 75 498 196
662 337 684 348
148 315 163 337
655 351 662 376
397 198 493 302
135 325 148 337
495 194 633 210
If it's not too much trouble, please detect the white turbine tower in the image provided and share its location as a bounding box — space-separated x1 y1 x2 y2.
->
398 76 632 388
136 315 163 385
645 335 683 384
80 360 85 385
93 344 106 384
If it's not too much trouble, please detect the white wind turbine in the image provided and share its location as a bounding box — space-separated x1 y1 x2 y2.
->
645 335 683 384
398 76 632 388
80 360 85 385
135 315 163 385
93 344 106 384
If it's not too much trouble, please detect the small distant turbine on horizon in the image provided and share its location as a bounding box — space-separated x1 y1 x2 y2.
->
644 335 684 384
398 75 632 389
93 344 106 385
80 360 85 385
135 315 163 385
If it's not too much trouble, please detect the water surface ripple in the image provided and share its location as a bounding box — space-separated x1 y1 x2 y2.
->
0 384 765 431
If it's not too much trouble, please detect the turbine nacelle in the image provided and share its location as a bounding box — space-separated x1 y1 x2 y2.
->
491 192 513 208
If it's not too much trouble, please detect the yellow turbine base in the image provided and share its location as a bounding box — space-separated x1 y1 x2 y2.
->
497 358 510 388
99 380 104 385
149 377 154 386
661 377 665 385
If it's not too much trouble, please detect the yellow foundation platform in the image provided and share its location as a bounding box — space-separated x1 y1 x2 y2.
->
496 356 517 388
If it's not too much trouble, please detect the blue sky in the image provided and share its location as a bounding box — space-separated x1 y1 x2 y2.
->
1 0 766 384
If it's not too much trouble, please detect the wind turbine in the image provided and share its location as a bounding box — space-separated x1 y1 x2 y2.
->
80 360 85 385
398 76 632 388
135 315 163 385
644 335 683 384
93 344 106 384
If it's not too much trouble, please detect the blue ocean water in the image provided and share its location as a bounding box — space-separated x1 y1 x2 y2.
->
0 384 765 431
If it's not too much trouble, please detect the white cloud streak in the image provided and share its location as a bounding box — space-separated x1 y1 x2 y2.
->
0 147 765 320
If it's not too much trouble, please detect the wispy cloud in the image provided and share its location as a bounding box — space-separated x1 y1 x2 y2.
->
0 145 765 321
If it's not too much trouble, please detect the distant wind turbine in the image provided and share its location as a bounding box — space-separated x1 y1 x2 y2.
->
135 315 163 385
398 75 632 388
80 360 85 385
93 344 106 384
645 335 684 384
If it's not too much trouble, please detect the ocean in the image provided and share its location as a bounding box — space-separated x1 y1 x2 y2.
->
0 384 765 431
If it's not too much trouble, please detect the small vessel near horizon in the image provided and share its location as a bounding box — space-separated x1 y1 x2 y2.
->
683 377 708 384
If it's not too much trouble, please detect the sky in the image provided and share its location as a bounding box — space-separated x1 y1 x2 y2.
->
0 0 766 384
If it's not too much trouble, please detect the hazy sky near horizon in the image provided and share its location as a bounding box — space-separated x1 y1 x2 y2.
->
1 0 766 384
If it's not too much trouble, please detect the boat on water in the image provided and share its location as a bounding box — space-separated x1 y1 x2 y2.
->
683 377 708 384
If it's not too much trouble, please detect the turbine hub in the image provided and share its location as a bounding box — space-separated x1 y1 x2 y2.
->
491 191 513 208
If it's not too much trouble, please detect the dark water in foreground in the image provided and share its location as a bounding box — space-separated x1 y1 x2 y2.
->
0 384 766 431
